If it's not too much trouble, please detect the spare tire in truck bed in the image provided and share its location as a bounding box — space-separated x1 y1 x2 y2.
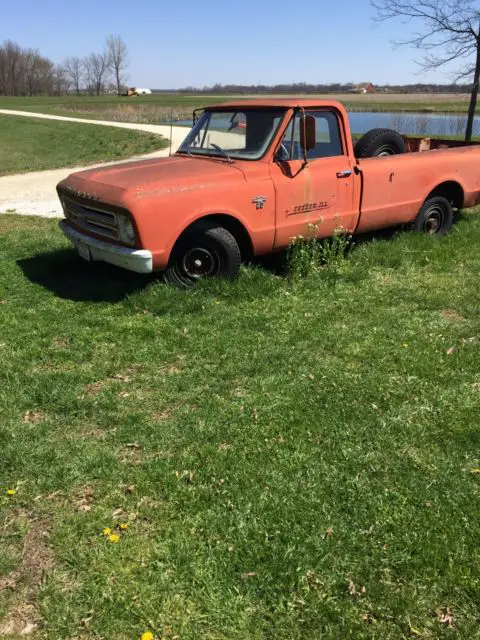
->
354 128 406 158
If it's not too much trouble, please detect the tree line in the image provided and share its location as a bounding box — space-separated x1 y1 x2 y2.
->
179 82 473 95
0 35 128 97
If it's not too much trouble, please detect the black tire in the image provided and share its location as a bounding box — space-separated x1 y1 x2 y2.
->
354 128 406 158
411 196 453 236
164 222 241 287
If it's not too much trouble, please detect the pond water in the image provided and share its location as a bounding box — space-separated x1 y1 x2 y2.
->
175 111 479 137
349 111 478 136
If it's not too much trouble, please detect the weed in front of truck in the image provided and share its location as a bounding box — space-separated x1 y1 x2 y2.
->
287 224 352 282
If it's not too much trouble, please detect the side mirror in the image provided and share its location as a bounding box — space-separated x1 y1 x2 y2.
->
300 114 316 152
192 108 204 125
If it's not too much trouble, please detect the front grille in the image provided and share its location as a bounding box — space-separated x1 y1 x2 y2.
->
63 197 120 241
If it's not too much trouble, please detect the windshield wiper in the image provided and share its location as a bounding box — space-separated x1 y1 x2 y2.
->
209 143 233 163
177 143 193 158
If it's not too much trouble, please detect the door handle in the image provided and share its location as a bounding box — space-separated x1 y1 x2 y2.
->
337 170 353 178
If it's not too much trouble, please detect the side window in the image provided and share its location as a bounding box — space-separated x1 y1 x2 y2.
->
308 111 343 159
276 110 343 161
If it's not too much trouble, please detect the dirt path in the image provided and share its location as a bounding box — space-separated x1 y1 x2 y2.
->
0 110 189 217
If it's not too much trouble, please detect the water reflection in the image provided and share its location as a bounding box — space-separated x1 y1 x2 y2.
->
175 112 478 137
350 111 475 136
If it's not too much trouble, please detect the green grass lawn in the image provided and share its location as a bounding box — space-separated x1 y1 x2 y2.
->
0 213 479 639
0 115 168 175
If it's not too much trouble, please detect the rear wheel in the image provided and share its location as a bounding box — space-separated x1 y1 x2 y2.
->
411 196 453 236
164 222 241 287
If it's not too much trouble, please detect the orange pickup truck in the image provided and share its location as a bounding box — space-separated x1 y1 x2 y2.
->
57 99 480 286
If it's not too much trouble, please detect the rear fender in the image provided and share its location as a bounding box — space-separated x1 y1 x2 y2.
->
424 180 465 210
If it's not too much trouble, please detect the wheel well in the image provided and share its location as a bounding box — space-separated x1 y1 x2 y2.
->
427 181 464 210
179 214 254 262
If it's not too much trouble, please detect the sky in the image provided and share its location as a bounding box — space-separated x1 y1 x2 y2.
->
0 0 471 88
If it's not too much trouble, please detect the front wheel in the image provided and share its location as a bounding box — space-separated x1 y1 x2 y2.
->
411 196 453 236
164 222 241 287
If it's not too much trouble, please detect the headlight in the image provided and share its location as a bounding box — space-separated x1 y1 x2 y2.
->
124 218 136 243
118 215 136 245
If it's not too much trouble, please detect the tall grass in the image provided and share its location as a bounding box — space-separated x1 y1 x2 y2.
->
49 103 196 124
388 113 407 133
287 225 352 282
388 113 475 138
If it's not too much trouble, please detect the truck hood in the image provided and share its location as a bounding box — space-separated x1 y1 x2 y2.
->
63 154 246 197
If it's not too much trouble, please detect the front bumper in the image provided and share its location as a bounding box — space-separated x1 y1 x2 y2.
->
59 220 153 274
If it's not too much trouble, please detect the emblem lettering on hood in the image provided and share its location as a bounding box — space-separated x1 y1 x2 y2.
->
252 196 267 210
62 185 101 201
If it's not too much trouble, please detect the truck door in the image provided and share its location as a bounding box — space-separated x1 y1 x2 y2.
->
270 110 358 248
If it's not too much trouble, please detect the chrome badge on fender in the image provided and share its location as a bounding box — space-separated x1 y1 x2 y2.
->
252 196 268 210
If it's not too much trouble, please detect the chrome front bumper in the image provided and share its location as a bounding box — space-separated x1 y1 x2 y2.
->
59 220 153 274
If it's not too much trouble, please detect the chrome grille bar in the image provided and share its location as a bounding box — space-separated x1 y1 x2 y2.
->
63 197 120 241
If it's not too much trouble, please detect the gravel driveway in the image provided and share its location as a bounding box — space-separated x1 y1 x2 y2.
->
0 110 188 217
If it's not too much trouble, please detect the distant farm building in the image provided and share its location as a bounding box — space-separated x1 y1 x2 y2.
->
351 82 375 94
121 87 152 97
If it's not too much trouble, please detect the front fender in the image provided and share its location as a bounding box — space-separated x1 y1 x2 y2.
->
127 184 276 270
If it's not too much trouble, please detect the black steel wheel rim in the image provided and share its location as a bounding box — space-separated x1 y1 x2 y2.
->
181 247 218 279
375 145 395 156
424 204 445 234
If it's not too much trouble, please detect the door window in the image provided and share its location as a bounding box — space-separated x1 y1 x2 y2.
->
276 111 343 161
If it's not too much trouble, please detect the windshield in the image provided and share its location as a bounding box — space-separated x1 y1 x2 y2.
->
177 108 286 161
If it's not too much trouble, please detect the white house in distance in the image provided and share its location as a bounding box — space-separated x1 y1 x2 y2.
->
134 88 152 95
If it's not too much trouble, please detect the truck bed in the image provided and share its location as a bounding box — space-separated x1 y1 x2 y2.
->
403 136 480 153
355 137 480 234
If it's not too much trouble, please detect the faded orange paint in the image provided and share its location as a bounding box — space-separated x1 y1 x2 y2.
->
57 99 480 272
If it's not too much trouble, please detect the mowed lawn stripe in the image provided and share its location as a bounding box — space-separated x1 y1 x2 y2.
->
0 115 168 175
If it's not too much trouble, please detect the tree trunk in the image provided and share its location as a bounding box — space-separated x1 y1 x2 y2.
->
465 37 480 141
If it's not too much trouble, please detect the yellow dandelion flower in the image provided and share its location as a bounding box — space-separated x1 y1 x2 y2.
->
108 533 120 543
141 632 154 640
103 527 112 536
119 523 129 530
6 489 16 496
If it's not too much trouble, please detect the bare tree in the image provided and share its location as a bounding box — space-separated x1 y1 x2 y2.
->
372 0 480 140
84 52 109 96
25 49 47 96
37 58 56 95
0 39 75 96
64 56 84 95
0 53 6 95
3 40 23 95
106 34 128 95
52 65 70 95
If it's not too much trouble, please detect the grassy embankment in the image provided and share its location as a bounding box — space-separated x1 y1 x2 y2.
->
0 212 479 639
0 114 168 175
0 92 477 125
